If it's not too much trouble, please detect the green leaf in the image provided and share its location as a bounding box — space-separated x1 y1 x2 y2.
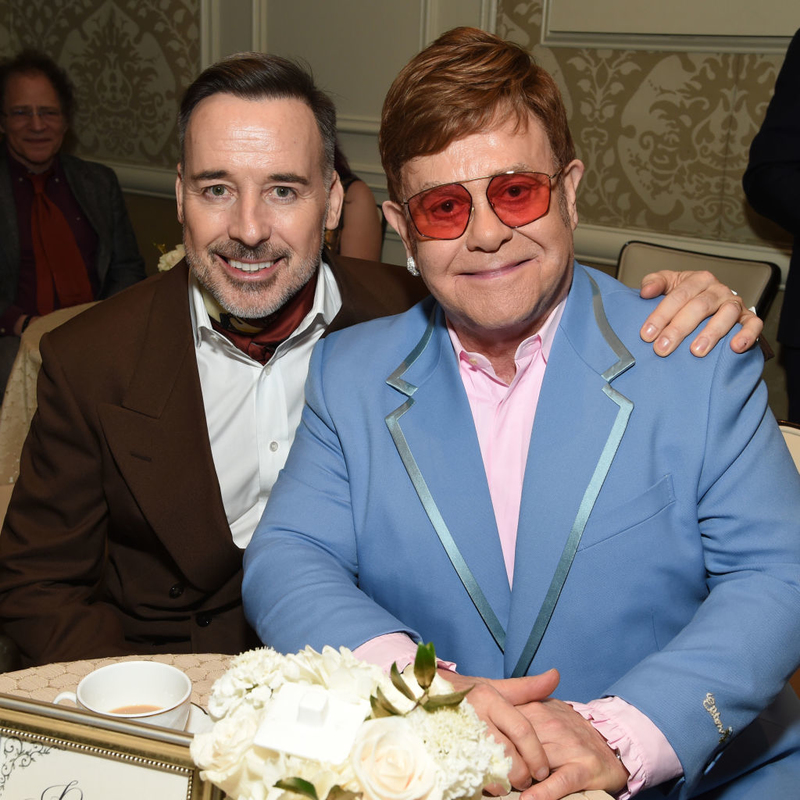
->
370 686 403 718
326 786 360 800
276 778 319 800
390 662 417 702
420 687 473 711
370 695 393 718
414 642 437 691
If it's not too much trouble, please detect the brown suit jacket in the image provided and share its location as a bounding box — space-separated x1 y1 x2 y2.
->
0 254 427 667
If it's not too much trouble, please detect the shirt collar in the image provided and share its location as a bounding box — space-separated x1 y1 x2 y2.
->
6 143 63 181
188 258 341 351
447 296 566 370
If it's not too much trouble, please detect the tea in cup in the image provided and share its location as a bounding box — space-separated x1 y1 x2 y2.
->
54 660 192 729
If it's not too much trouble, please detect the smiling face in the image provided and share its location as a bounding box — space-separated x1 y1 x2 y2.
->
1 71 68 172
383 115 584 354
176 93 343 320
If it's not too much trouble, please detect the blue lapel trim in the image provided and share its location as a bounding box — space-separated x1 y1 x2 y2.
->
384 274 634 668
385 305 507 652
511 274 634 676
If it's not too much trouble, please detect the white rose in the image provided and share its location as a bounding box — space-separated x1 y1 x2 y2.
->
351 717 441 800
157 244 185 272
191 705 258 774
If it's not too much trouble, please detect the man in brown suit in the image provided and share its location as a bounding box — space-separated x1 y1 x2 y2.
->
0 52 760 667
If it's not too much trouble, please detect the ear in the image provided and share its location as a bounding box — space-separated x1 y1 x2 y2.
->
175 165 184 225
325 170 344 230
382 200 416 258
561 159 585 231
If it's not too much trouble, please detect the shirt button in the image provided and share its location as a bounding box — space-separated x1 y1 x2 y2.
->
264 365 272 376
168 583 184 599
270 441 279 452
196 613 212 627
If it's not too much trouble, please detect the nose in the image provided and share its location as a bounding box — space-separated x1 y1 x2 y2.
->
228 191 272 247
29 111 47 131
464 193 513 252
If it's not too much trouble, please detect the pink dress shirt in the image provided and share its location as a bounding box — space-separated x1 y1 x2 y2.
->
354 301 681 797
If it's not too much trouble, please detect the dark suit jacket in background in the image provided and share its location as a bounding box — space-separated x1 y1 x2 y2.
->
0 255 427 666
0 148 145 320
744 28 800 348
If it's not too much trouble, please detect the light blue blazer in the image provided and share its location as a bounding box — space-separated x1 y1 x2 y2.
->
244 263 800 797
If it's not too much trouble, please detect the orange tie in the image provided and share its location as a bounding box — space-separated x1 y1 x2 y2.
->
29 171 94 315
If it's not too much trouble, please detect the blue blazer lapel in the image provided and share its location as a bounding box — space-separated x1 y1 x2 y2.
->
505 267 634 677
385 303 511 653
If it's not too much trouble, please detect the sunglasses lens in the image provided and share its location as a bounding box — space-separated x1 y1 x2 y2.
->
487 172 552 227
407 183 472 239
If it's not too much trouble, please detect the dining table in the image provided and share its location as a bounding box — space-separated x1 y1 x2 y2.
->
0 651 232 708
0 652 613 800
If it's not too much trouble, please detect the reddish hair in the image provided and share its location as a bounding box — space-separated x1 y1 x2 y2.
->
379 27 575 202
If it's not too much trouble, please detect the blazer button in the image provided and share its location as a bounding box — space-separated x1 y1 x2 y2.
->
169 583 184 599
196 613 212 627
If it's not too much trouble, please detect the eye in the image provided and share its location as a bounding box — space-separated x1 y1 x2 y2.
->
271 186 297 201
205 185 228 198
420 189 470 219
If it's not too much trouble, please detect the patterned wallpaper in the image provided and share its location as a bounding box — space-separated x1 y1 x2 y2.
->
497 0 793 252
0 0 791 258
0 0 199 168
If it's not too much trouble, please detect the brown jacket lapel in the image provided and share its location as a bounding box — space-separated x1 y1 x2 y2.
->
325 250 429 334
97 263 240 591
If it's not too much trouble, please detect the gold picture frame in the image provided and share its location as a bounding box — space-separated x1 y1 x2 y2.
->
0 693 222 799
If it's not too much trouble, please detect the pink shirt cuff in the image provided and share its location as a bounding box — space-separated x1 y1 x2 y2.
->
569 697 682 799
353 633 457 673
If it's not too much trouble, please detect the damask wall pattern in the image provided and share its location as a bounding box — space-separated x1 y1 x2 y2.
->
0 0 199 168
497 0 792 251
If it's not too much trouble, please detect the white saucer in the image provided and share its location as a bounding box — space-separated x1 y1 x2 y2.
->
185 703 213 734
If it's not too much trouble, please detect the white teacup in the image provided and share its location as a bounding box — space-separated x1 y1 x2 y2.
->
54 660 192 730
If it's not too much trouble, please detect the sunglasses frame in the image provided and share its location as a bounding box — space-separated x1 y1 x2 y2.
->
402 168 563 241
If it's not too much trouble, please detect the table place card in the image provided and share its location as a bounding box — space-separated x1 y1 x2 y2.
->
254 683 370 763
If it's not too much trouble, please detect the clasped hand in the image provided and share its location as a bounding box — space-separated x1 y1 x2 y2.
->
440 669 628 800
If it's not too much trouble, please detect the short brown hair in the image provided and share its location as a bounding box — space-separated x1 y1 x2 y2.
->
0 49 75 123
379 27 575 202
178 52 336 176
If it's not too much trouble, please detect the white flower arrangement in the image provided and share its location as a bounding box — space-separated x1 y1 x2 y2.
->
191 644 510 800
155 243 185 272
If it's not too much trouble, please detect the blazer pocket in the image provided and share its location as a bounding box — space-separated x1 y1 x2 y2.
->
578 474 675 551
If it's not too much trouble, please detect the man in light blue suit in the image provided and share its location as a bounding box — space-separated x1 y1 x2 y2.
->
243 28 800 800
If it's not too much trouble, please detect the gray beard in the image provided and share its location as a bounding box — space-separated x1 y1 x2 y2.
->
185 240 323 321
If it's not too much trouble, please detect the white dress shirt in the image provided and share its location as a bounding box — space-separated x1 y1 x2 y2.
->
189 262 341 548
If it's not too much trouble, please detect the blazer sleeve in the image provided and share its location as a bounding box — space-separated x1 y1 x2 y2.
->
743 28 800 236
606 339 800 795
0 333 132 665
243 337 419 653
97 166 146 297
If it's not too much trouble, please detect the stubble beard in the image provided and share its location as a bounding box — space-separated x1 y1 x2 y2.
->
185 237 323 321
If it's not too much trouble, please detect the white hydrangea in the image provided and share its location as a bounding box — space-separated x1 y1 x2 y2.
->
207 646 290 719
157 244 185 271
405 702 510 800
194 645 510 800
